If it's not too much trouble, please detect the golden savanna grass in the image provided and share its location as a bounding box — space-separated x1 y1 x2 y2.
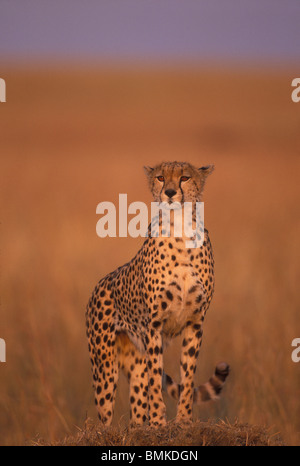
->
0 65 299 445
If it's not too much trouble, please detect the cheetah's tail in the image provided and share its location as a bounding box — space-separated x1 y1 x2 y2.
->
162 362 230 404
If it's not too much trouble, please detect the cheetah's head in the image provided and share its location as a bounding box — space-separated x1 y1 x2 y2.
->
144 161 214 204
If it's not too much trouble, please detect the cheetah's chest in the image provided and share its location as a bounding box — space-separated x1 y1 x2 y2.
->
142 235 214 338
154 240 212 336
162 266 202 337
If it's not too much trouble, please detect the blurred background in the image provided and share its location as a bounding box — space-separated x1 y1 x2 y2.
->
0 0 299 446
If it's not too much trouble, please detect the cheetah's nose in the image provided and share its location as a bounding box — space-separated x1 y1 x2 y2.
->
165 189 177 198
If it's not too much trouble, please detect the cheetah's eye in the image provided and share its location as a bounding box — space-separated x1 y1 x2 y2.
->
157 176 164 182
180 176 190 182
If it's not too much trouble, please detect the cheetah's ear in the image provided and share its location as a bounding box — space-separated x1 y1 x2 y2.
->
198 164 214 176
143 166 154 177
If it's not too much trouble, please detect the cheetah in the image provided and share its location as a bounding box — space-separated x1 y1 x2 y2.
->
86 161 229 426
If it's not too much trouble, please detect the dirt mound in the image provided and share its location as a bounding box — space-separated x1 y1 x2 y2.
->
35 420 284 446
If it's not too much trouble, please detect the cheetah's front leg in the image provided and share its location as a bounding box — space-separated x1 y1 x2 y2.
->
176 321 203 423
145 325 166 426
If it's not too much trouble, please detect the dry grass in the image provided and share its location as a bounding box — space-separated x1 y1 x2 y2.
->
34 419 284 447
0 65 299 445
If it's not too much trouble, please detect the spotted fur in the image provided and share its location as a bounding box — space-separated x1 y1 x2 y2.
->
86 161 229 426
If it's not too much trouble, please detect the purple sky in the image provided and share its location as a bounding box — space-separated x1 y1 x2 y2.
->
0 0 299 63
